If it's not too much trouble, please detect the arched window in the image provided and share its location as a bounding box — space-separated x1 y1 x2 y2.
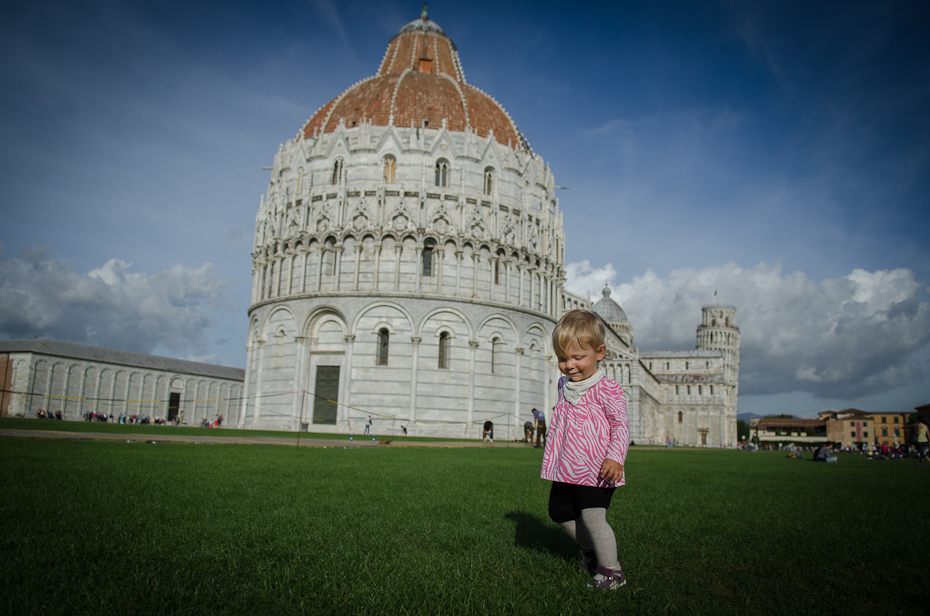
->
490 337 500 373
383 156 396 184
422 241 434 276
438 332 450 369
483 167 494 195
677 411 683 424
331 158 343 185
434 160 448 187
377 329 390 366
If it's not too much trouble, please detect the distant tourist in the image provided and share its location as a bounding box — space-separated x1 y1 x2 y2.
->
533 407 547 449
541 309 629 591
813 442 838 463
914 419 930 466
523 421 534 443
482 420 493 442
364 416 372 435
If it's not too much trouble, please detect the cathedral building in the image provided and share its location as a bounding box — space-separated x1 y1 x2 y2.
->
240 10 740 445
589 289 740 446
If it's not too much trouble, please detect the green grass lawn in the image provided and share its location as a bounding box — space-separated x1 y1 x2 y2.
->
1 439 927 615
0 417 474 443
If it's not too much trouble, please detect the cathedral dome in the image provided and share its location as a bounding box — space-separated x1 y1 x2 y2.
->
593 286 633 348
301 12 530 151
593 286 628 322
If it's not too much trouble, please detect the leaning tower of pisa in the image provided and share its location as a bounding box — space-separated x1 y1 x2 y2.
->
696 305 740 387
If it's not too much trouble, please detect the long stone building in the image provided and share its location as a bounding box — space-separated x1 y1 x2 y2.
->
240 10 741 445
0 339 243 424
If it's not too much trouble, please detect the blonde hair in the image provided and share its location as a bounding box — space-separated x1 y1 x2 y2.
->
552 309 606 359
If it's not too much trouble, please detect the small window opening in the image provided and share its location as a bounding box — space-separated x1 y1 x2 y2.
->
383 156 396 184
419 58 432 73
677 411 683 424
377 329 390 366
435 161 448 187
483 168 494 195
422 243 434 276
490 337 500 374
438 332 450 369
331 159 343 185
494 260 500 285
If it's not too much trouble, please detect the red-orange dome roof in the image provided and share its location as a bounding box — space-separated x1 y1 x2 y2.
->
302 14 530 151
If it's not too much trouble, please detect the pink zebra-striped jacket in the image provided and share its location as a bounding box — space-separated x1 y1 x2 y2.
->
540 375 630 487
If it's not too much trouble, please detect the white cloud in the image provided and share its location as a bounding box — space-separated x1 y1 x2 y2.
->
0 245 229 356
566 260 930 400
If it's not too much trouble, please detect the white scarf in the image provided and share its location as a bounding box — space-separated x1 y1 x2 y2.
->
562 366 606 406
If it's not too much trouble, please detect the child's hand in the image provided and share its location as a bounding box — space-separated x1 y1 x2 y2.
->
600 458 624 483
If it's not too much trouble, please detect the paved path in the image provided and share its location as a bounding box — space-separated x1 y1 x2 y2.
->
0 428 534 449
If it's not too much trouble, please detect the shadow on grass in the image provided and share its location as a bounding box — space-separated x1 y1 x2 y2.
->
504 510 576 561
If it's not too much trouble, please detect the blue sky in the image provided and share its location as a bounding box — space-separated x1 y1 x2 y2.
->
1 0 928 418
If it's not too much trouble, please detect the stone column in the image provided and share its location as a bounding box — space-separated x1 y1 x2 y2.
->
454 250 463 296
300 251 308 293
353 243 361 291
76 364 87 420
251 265 259 304
394 245 403 291
409 337 421 423
544 354 552 417
292 336 308 429
518 264 525 307
467 340 479 426
334 243 344 291
471 253 479 298
60 366 71 420
504 259 511 304
436 245 444 294
264 262 273 300
415 246 423 293
249 340 266 428
92 368 102 417
273 258 283 298
372 244 381 291
285 252 295 296
341 335 355 423
513 347 524 441
316 246 324 292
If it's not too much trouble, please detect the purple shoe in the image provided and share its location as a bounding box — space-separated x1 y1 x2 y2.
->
587 564 627 590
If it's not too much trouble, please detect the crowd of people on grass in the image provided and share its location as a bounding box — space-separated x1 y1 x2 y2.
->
199 415 224 428
34 409 62 420
761 425 930 464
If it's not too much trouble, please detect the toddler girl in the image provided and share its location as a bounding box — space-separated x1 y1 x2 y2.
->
540 309 630 590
